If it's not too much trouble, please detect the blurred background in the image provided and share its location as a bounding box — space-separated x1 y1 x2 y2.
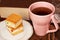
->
0 0 60 8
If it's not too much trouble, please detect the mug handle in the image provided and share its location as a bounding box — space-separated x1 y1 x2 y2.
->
47 15 59 33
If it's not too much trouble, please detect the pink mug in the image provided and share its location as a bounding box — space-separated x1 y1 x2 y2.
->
29 1 59 36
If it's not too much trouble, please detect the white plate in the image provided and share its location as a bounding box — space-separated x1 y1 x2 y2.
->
0 20 33 40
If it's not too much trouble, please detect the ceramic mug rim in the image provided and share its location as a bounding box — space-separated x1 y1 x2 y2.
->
29 1 55 17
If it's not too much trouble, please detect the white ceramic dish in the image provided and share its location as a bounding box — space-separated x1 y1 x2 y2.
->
0 20 33 40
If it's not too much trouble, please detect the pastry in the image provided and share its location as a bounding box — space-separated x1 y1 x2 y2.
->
7 23 23 35
5 13 24 35
5 13 22 28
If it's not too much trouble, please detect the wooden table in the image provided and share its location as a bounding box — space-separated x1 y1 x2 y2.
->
0 17 58 40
